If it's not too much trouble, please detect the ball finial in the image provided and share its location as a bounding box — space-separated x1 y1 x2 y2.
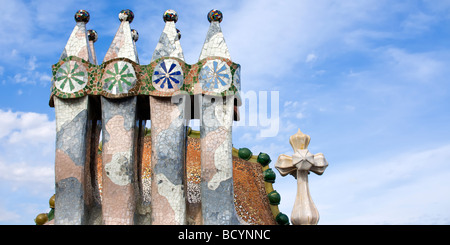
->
49 194 55 209
176 28 181 40
163 9 178 23
87 29 98 42
74 10 90 23
119 9 134 23
131 29 139 42
207 9 223 23
35 213 48 225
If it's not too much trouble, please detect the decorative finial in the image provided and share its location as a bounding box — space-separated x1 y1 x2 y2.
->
274 129 329 225
49 194 55 209
35 213 48 225
163 9 178 23
119 9 134 23
176 28 181 40
87 29 98 42
289 128 311 151
207 9 223 23
131 29 139 42
74 10 90 23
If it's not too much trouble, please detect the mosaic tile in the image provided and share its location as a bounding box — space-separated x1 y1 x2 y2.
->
87 29 98 65
163 9 178 23
54 96 89 225
233 65 241 91
54 60 88 93
207 9 223 23
152 59 184 91
198 21 230 60
102 60 137 94
50 57 240 103
74 10 90 23
87 29 98 42
49 9 267 226
131 29 139 42
101 97 137 225
151 11 184 62
149 96 187 225
103 11 137 63
118 9 134 23
199 59 231 93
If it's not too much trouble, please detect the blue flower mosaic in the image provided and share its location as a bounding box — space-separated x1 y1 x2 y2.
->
152 60 184 90
199 60 231 92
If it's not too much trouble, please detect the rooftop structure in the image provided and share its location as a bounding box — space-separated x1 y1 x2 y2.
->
36 9 328 225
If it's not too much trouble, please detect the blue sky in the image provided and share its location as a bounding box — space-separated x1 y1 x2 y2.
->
1 0 450 225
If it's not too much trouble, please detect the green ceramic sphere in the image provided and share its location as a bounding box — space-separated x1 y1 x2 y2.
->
238 148 253 160
276 212 289 225
263 168 276 183
267 190 281 205
257 152 271 166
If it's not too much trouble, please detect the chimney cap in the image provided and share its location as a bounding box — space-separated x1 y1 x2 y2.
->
207 9 222 23
74 10 90 23
119 9 134 23
163 9 178 23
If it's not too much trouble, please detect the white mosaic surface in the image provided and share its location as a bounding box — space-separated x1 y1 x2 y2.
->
199 21 231 60
54 96 88 132
151 21 184 61
155 173 186 225
104 21 139 63
208 138 233 190
60 22 94 63
233 65 241 91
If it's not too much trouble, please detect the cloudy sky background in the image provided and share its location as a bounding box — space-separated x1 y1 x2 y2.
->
1 0 450 225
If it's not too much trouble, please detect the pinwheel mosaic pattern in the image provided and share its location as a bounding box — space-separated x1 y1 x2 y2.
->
199 60 231 92
103 61 137 94
152 59 184 90
55 61 88 93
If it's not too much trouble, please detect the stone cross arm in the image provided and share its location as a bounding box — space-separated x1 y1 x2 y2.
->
275 129 328 225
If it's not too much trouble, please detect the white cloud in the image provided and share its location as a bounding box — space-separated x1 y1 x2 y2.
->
28 56 37 71
0 109 55 194
306 53 318 63
0 109 55 224
0 160 54 195
0 109 55 146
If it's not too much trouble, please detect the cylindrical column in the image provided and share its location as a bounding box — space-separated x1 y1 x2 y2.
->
100 96 137 225
54 96 90 225
292 170 319 225
200 95 239 225
149 95 187 224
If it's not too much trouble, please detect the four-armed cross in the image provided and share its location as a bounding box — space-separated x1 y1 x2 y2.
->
275 129 328 225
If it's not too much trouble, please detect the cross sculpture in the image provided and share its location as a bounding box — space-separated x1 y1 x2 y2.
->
275 129 328 225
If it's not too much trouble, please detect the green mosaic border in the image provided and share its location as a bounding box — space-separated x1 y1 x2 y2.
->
50 56 241 106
